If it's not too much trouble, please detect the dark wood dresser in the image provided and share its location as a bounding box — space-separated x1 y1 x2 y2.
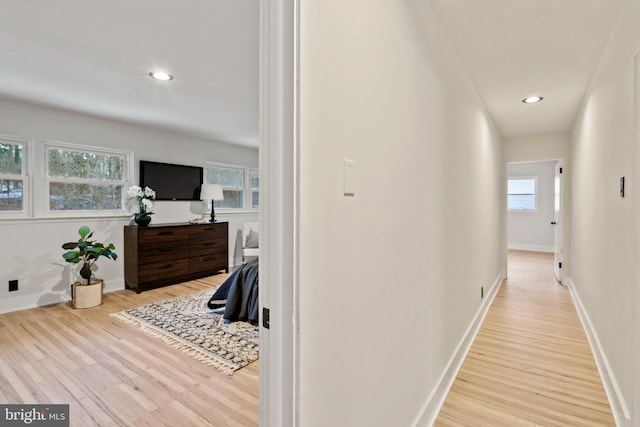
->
124 222 228 293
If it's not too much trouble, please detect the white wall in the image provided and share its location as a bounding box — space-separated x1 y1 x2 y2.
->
507 161 556 252
570 0 640 423
297 1 503 425
0 96 258 313
504 132 570 163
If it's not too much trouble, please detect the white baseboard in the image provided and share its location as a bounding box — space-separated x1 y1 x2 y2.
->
507 243 553 253
566 278 631 426
411 273 504 427
0 278 125 315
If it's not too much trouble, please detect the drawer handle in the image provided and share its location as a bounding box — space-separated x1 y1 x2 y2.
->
157 231 174 236
158 248 173 252
202 242 217 247
158 264 174 270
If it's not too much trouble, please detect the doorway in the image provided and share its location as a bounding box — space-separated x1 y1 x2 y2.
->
506 160 563 282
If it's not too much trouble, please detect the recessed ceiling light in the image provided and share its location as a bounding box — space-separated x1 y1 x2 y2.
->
522 96 543 104
149 71 173 81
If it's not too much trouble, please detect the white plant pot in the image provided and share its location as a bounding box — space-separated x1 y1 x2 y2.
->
72 279 103 309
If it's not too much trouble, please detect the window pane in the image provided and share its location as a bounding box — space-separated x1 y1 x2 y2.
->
206 166 244 188
0 143 23 175
250 170 259 190
50 182 123 210
508 195 536 210
508 178 536 210
0 178 23 211
215 190 243 209
508 179 535 194
48 148 124 180
252 191 259 209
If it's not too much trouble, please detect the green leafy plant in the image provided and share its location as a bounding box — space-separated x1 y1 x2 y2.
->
62 226 118 285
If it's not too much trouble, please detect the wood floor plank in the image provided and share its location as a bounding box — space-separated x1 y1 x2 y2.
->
435 250 615 426
0 275 258 426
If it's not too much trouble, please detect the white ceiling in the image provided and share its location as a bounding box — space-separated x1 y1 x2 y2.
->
430 0 626 139
0 1 626 146
0 0 259 147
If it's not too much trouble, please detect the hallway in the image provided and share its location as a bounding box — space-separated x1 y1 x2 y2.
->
435 250 615 426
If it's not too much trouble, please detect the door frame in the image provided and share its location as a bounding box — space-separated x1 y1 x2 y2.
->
634 52 640 425
553 160 564 283
505 159 565 278
259 0 298 426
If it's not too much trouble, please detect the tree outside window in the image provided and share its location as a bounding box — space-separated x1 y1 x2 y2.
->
45 142 130 213
205 164 259 210
0 138 27 214
250 169 259 209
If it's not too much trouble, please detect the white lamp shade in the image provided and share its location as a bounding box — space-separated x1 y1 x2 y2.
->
200 184 224 201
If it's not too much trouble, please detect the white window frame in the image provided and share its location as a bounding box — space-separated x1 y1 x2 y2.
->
43 140 133 217
205 162 259 212
0 135 32 219
508 176 537 212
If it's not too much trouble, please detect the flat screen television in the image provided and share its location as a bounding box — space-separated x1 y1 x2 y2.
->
140 161 203 201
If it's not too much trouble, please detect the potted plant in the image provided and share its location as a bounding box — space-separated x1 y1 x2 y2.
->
127 185 156 226
62 226 118 308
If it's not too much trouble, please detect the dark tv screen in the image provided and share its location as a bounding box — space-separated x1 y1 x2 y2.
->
140 161 203 201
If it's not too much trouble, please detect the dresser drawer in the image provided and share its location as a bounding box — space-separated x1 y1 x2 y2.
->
138 244 189 265
189 253 228 274
139 227 188 247
190 239 227 255
188 223 227 241
138 259 189 282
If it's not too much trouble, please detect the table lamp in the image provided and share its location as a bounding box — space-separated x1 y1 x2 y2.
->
200 184 224 222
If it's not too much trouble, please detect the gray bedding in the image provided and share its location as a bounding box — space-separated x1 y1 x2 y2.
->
208 258 259 325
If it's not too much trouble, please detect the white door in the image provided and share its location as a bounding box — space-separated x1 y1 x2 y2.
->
553 161 563 283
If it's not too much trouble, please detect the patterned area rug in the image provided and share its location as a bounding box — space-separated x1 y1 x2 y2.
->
111 288 259 375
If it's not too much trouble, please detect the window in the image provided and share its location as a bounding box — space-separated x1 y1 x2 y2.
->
205 163 258 210
508 177 536 211
0 136 29 216
45 141 132 215
250 169 259 209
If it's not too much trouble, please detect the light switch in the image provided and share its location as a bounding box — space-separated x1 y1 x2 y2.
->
344 159 355 196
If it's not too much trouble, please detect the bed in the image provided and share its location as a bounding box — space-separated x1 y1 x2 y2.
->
207 258 259 325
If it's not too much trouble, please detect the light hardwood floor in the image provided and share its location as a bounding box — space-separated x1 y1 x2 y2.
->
435 250 615 426
0 275 258 427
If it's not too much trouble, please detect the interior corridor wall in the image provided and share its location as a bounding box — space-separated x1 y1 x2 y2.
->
297 1 504 425
570 0 640 422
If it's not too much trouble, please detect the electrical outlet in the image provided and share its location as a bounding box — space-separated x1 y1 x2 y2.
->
9 280 18 292
481 286 484 299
